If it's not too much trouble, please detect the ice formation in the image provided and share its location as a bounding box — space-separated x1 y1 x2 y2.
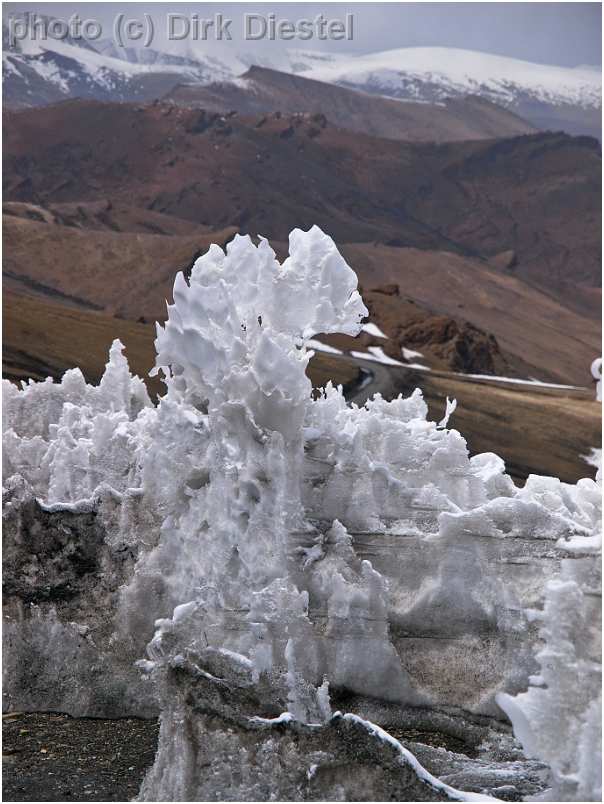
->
497 551 602 801
3 226 601 801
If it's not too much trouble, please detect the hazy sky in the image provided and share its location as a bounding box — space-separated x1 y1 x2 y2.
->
5 2 602 67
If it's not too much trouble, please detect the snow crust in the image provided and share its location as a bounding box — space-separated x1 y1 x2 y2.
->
3 225 601 800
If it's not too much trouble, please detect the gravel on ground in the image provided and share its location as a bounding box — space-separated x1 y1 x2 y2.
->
2 712 159 802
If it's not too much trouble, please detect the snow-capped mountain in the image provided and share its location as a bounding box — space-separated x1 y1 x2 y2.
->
291 47 601 108
3 22 601 138
290 47 601 138
2 18 238 107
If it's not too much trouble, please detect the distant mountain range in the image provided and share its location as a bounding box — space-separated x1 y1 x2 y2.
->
3 16 601 138
293 47 602 138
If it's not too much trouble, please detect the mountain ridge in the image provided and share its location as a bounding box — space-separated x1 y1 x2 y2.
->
3 21 600 137
164 65 536 143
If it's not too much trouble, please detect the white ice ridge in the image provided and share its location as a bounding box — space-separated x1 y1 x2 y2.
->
249 710 497 802
2 226 601 799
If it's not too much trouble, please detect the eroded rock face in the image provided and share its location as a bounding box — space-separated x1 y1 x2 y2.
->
353 289 512 375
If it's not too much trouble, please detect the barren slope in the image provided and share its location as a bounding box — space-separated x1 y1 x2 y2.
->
166 65 536 143
3 214 237 321
337 244 601 385
4 101 600 301
4 214 599 385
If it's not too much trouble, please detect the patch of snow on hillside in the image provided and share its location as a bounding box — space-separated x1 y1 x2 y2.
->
462 373 584 390
361 322 388 339
402 346 424 360
350 347 403 366
583 448 602 471
305 338 343 355
591 357 602 401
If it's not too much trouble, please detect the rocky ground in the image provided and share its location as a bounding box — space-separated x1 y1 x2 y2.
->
2 713 471 802
2 712 159 802
3 710 548 802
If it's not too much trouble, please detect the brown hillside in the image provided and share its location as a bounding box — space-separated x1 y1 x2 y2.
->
166 65 536 143
3 101 600 302
3 214 599 385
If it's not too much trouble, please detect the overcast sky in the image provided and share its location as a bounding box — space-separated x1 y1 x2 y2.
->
4 2 602 67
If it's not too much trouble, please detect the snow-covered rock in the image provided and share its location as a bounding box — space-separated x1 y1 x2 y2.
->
2 15 238 107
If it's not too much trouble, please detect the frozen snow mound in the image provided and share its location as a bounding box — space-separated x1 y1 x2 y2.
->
3 226 601 800
137 645 497 803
